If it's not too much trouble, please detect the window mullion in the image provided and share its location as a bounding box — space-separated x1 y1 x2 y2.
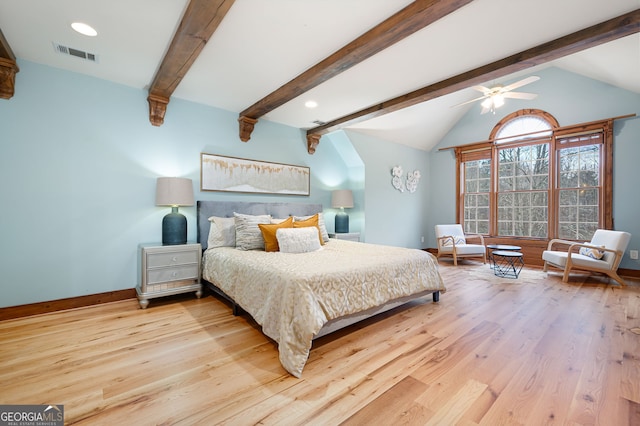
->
549 135 558 239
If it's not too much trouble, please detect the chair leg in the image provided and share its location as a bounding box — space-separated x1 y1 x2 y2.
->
542 261 548 272
453 252 458 266
607 271 627 286
562 267 571 283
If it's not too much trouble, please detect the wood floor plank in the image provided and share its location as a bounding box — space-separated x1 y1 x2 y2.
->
425 379 488 426
1 262 638 425
341 376 431 425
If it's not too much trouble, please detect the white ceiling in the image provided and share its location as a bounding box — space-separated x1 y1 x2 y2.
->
1 0 638 151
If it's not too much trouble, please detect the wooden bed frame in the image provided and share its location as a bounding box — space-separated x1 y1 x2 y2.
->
196 200 440 339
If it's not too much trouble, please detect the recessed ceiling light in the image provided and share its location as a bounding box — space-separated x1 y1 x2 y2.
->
71 22 98 37
305 100 318 109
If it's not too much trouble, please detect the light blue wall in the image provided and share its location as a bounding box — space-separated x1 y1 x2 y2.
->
323 131 366 238
346 130 430 249
428 67 640 270
0 60 353 307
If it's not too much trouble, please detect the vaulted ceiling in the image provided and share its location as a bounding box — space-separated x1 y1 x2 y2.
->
0 0 638 153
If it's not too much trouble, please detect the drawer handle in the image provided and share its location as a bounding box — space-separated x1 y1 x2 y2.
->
172 271 178 277
172 256 178 262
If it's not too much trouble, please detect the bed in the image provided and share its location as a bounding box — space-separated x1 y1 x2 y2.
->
197 201 446 377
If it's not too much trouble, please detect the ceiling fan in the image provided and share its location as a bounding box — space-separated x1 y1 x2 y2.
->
453 76 540 114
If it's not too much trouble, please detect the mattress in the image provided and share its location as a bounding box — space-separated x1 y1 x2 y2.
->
202 238 445 377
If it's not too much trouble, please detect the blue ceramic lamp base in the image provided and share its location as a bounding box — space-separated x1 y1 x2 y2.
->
162 207 187 245
335 210 349 233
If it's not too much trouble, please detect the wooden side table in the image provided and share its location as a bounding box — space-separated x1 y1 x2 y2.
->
136 242 202 309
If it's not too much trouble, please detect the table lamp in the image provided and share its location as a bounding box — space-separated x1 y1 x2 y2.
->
156 177 194 245
331 189 354 233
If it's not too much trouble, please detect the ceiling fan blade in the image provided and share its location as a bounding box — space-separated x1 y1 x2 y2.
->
501 75 540 93
480 105 492 115
472 85 492 94
451 94 489 108
503 91 538 100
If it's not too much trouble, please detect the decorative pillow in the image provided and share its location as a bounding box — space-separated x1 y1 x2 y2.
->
207 216 236 248
258 217 294 252
276 227 322 253
271 217 291 224
293 214 324 245
233 212 271 250
294 213 329 243
442 235 466 246
579 244 605 259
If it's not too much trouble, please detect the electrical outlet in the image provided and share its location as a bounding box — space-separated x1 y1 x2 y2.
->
421 236 425 243
630 250 639 260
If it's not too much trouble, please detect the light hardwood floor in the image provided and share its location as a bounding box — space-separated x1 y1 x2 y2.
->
1 262 639 425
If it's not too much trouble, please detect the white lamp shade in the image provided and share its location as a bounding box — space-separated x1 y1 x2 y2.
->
156 177 194 206
331 189 354 208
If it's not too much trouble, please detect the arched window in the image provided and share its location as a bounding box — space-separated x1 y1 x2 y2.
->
456 109 613 241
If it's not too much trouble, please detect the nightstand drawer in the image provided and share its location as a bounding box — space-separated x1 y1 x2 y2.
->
147 250 199 268
147 264 199 285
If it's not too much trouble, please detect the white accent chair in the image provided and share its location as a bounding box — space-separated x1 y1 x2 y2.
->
435 224 486 266
542 229 631 286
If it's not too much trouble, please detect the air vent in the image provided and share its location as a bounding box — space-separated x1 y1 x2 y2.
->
53 42 98 63
312 120 326 126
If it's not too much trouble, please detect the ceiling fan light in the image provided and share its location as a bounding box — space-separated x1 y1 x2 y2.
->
493 94 505 108
481 98 493 109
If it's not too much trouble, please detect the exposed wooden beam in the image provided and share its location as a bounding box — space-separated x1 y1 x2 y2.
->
147 0 235 126
0 27 19 100
238 0 474 142
307 9 640 145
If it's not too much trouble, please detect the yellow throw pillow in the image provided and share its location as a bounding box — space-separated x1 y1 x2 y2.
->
258 217 294 252
293 214 324 245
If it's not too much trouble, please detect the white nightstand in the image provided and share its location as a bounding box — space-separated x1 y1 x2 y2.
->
136 242 202 309
329 232 360 242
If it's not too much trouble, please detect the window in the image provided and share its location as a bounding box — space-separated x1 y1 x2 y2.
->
456 109 613 241
556 133 603 239
497 143 549 237
463 158 491 234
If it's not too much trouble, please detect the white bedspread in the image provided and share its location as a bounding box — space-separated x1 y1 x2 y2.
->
202 239 446 377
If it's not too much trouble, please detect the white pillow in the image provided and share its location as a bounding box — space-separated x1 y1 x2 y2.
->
234 212 271 250
294 213 329 243
276 227 322 253
207 216 236 248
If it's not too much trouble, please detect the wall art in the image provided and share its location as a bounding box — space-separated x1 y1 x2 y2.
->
201 153 310 195
391 165 421 193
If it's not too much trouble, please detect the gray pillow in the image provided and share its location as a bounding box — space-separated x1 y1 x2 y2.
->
234 212 271 250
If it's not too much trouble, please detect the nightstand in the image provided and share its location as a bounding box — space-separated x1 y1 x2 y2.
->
137 242 202 309
329 232 360 242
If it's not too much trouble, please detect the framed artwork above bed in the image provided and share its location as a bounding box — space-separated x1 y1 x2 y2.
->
200 153 310 195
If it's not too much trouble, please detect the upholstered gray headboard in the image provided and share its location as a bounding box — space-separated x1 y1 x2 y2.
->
197 200 323 250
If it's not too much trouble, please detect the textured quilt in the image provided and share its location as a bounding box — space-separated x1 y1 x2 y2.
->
202 239 446 377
